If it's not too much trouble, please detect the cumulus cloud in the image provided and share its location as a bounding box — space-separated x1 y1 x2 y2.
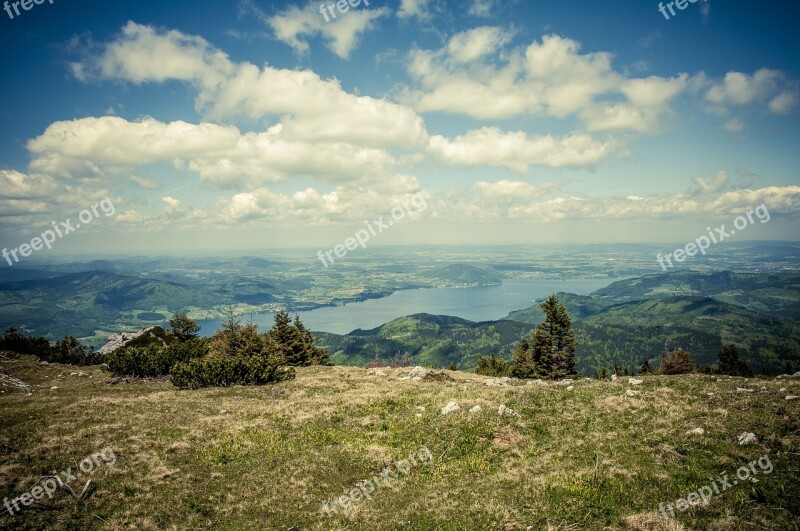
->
403 32 687 132
703 68 799 115
693 171 730 195
428 128 617 172
398 0 431 20
27 116 397 189
74 22 428 149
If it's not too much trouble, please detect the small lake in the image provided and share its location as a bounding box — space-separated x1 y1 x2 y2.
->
198 277 620 336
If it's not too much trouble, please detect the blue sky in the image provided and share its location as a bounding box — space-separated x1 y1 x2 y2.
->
0 0 798 256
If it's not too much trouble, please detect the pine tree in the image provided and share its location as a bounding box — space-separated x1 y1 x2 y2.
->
717 343 750 377
169 312 200 342
293 314 330 366
640 358 652 374
528 295 577 379
510 338 539 379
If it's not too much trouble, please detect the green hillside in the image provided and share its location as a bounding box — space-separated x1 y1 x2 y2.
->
319 272 800 376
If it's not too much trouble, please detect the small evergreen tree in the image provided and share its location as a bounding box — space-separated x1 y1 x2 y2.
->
717 343 751 377
293 314 330 366
448 362 458 371
510 338 539 379
518 295 577 380
169 312 200 342
640 358 652 374
659 347 695 375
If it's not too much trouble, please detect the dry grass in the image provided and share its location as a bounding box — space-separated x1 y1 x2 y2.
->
0 357 798 530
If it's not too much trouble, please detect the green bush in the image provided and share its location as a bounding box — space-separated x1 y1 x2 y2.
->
476 353 511 377
0 328 101 365
170 354 295 389
107 338 210 377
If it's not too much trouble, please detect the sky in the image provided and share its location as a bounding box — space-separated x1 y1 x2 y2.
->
0 0 798 256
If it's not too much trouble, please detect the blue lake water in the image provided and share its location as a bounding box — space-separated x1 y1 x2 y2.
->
198 277 619 336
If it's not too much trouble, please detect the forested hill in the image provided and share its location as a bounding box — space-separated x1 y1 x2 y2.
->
316 270 800 376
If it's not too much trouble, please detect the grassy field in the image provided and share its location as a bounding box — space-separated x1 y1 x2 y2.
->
1 355 798 530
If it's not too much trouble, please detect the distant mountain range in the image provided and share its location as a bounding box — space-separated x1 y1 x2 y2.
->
317 271 800 375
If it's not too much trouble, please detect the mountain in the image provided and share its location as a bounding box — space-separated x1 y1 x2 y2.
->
0 271 224 339
319 271 800 376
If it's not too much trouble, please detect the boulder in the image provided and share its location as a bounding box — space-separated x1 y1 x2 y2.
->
738 432 758 445
441 401 460 415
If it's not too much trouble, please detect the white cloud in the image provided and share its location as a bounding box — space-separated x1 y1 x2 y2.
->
693 171 729 194
398 0 431 20
265 1 390 58
428 128 617 172
403 33 686 132
468 0 498 17
76 22 428 149
27 116 397 189
704 68 798 115
722 118 745 133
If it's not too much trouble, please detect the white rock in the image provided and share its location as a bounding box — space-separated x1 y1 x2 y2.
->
786 395 799 400
368 369 388 377
49 386 59 390
416 406 426 412
686 428 705 436
738 432 758 445
415 413 422 418
485 377 511 387
792 371 800 378
736 387 754 393
780 388 787 392
625 389 640 397
95 327 158 356
611 374 618 381
566 386 574 391
526 379 548 386
557 378 575 386
628 378 643 385
498 404 518 417
409 366 429 380
761 387 767 391
469 405 482 414
441 401 461 415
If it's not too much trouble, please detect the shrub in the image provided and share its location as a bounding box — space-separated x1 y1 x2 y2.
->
717 343 752 377
659 347 695 375
107 338 210 377
170 354 295 389
476 353 511 377
0 328 100 365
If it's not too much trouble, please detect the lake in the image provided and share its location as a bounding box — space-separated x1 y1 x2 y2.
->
198 277 620 336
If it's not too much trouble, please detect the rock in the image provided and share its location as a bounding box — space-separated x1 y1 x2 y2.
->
526 379 548 387
736 387 754 393
441 401 460 415
566 386 574 391
95 327 158 356
793 371 800 378
407 366 453 382
556 378 575 386
498 404 518 417
628 378 643 385
469 405 482 414
611 374 618 381
738 432 757 445
415 413 422 418
686 428 705 436
780 388 787 392
368 369 388 377
49 386 59 391
485 377 511 387
761 387 767 391
786 395 799 401
416 406 426 412
625 389 640 397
